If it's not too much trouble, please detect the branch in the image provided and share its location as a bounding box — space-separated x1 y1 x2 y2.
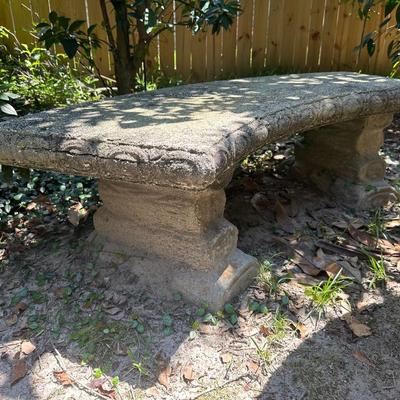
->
99 0 117 56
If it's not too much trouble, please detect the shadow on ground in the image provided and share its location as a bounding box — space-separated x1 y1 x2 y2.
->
0 118 399 399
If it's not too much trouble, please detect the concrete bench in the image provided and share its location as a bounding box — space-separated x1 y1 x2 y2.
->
0 72 399 309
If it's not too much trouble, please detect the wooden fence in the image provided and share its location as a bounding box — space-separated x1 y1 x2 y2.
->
0 0 394 82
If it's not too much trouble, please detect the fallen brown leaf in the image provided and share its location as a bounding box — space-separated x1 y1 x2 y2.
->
292 252 321 276
182 364 195 382
10 359 27 385
259 325 272 337
246 360 260 374
352 350 375 367
294 322 309 339
275 200 296 233
325 262 342 277
273 236 321 276
316 239 366 258
26 202 37 211
53 370 73 386
292 272 320 286
198 323 218 335
158 365 171 388
21 341 36 355
344 315 372 337
348 225 400 255
348 225 377 248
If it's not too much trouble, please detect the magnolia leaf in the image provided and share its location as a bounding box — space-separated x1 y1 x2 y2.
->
0 103 17 116
60 37 79 58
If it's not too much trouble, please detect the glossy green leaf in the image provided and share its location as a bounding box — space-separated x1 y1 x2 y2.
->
0 103 17 116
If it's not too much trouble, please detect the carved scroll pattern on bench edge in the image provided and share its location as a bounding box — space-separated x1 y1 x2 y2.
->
0 88 399 191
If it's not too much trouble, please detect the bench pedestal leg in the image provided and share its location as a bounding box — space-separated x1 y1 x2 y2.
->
91 179 258 310
294 114 398 209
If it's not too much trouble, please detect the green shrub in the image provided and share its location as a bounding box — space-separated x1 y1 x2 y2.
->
0 26 102 115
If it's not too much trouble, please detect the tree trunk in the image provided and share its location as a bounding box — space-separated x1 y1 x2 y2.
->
110 0 134 94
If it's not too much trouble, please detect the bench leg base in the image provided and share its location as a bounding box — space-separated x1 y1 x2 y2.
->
91 180 259 310
90 235 258 311
294 114 398 209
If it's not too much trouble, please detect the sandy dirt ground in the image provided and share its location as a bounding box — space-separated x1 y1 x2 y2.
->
0 117 399 400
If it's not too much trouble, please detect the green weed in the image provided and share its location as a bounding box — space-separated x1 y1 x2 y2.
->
257 260 291 297
268 310 291 343
368 208 386 240
127 351 148 376
251 337 273 365
305 271 351 316
367 254 389 289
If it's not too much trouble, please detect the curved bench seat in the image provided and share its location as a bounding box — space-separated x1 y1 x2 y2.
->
1 72 399 309
0 72 399 190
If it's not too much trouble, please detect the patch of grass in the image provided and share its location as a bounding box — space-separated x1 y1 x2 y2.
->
257 260 291 297
268 310 291 343
367 253 389 289
251 337 273 365
304 271 351 317
127 350 149 376
368 208 386 239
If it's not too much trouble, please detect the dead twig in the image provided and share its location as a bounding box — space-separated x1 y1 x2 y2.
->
52 346 112 400
315 240 370 258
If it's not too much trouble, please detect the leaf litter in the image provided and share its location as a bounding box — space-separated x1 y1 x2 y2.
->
1 118 400 399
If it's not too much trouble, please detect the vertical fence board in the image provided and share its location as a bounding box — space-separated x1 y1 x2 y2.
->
86 0 112 77
176 8 191 81
266 0 284 68
332 2 345 69
8 0 34 45
191 30 206 81
206 29 222 80
339 3 362 71
0 0 13 30
222 18 237 77
252 0 268 71
30 0 51 22
280 0 297 70
236 0 253 75
292 0 312 71
307 0 324 70
319 0 339 71
49 0 87 23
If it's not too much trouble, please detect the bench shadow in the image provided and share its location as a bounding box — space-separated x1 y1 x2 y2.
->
1 230 399 400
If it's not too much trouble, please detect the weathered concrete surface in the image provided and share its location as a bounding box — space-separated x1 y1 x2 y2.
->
92 179 259 310
294 114 398 208
0 72 399 190
94 179 240 270
1 72 399 308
